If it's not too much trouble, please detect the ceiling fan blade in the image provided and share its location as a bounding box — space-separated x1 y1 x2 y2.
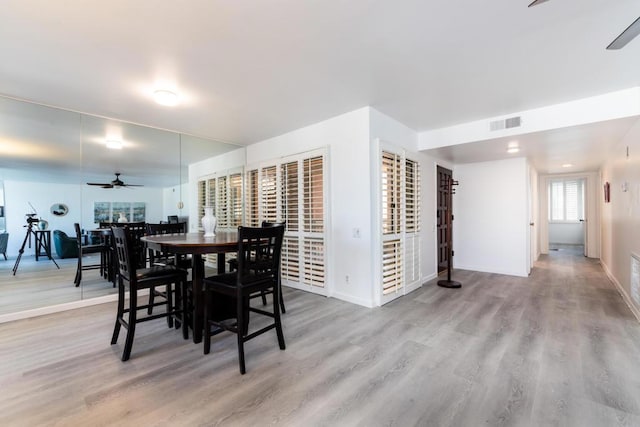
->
607 16 640 50
87 182 108 186
528 0 550 7
122 184 144 187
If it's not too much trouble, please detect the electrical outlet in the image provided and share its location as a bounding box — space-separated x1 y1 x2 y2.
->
345 275 350 283
352 228 360 238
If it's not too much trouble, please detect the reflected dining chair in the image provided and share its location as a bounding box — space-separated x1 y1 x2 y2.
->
73 223 108 287
110 226 189 361
203 225 286 374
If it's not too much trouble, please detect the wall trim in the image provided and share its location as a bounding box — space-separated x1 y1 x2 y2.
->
0 289 149 324
455 265 528 278
330 291 375 308
601 260 640 323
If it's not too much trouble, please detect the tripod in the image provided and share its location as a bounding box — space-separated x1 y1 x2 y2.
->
12 221 60 275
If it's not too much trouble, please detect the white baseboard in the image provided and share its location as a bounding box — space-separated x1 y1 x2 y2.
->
0 289 149 324
329 291 375 308
454 264 528 278
600 260 640 323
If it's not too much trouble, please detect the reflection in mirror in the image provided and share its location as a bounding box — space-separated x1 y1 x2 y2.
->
0 95 240 318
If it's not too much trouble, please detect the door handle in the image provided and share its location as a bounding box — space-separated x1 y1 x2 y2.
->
529 222 534 226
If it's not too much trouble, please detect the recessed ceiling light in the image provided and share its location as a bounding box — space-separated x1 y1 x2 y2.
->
154 89 179 106
105 139 123 150
507 147 520 154
562 163 573 168
507 141 519 148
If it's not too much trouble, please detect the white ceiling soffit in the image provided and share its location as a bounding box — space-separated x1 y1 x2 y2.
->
423 116 640 174
0 0 639 145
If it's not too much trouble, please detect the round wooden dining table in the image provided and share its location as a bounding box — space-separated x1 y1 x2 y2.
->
141 231 238 343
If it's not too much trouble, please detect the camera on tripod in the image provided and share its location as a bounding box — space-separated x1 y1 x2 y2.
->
25 214 39 225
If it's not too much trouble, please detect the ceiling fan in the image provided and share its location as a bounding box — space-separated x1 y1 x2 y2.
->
86 173 143 189
528 0 640 49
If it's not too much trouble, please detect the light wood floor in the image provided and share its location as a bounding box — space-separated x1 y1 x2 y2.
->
0 254 118 315
2 249 640 426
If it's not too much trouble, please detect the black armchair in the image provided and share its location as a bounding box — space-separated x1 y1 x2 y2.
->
53 230 78 259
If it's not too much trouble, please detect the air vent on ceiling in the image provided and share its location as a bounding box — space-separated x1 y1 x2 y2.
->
489 116 522 131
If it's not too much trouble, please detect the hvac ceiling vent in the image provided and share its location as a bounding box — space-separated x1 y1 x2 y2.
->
489 116 522 131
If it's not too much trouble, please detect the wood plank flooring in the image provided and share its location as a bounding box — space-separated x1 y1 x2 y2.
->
2 248 640 426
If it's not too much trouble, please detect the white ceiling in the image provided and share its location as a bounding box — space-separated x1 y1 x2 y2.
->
1 0 640 172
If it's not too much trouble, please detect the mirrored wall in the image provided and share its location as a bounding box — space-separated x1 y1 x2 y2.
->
0 95 240 316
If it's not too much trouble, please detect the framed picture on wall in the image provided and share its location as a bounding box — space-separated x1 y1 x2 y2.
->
94 202 110 223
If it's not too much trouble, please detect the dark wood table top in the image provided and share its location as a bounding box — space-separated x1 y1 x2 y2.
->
141 231 239 254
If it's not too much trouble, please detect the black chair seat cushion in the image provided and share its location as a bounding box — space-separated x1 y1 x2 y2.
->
204 271 274 295
82 244 107 255
136 265 187 283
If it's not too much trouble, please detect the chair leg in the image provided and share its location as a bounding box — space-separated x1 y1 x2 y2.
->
180 279 189 339
274 285 286 351
260 290 268 306
111 277 125 345
278 278 286 314
122 288 137 362
74 256 82 287
237 294 246 375
203 288 211 355
166 283 174 328
148 287 155 315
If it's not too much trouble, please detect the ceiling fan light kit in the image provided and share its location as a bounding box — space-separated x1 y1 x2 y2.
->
528 0 639 49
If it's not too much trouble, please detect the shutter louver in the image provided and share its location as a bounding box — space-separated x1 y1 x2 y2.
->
405 159 420 233
282 236 300 282
245 169 259 227
282 161 299 231
197 180 206 229
382 239 402 294
215 176 228 229
382 151 401 235
303 156 323 233
261 166 278 223
229 173 243 227
303 238 324 288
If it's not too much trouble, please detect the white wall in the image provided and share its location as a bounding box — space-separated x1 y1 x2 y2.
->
453 157 529 277
3 180 164 257
549 223 583 245
600 117 640 318
247 108 372 307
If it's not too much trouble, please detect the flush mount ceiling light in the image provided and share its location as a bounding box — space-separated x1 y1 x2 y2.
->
507 141 519 153
562 163 573 168
154 89 179 106
105 139 123 150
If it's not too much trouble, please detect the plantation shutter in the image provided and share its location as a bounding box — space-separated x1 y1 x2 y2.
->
381 151 402 296
379 146 422 304
302 155 324 288
404 158 421 286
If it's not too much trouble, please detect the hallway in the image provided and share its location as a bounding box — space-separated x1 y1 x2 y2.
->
1 249 639 426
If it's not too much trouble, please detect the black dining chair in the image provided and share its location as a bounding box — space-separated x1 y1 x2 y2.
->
203 225 286 374
227 221 286 314
145 222 191 315
73 223 108 287
110 226 189 361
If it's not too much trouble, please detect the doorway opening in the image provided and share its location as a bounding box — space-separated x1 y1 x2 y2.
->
547 177 586 256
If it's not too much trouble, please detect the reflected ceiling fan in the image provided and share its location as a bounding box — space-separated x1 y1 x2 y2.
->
86 173 143 189
528 0 640 49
